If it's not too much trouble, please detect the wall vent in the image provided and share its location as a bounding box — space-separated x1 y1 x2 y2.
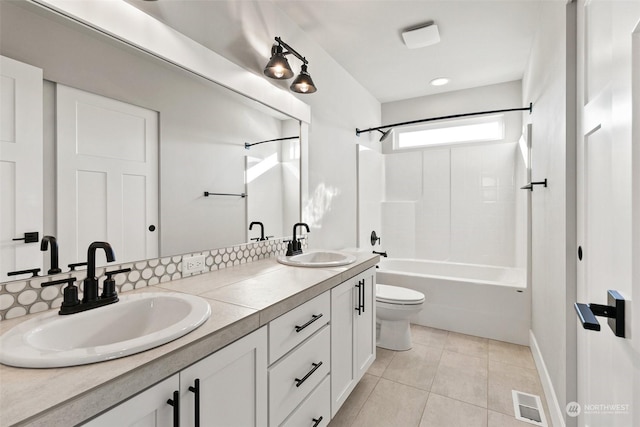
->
512 390 548 427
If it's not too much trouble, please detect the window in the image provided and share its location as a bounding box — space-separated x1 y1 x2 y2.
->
395 114 505 149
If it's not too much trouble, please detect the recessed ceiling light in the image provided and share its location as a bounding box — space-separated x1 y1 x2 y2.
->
430 77 450 86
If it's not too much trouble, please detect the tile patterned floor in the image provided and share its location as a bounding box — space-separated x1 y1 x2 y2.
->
329 324 552 427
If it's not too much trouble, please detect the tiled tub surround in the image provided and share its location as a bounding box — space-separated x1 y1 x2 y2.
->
0 238 301 320
0 250 377 427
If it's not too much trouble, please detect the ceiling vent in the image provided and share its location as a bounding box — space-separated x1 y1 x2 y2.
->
401 22 440 49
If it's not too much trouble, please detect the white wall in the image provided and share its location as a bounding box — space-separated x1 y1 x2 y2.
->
357 144 385 251
522 2 576 426
381 142 519 266
380 81 524 267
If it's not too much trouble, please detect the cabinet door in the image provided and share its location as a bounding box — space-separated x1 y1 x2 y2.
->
82 375 179 427
330 278 357 417
180 327 267 427
355 268 376 379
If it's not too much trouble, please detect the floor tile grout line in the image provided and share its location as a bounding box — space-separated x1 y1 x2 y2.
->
348 375 381 427
428 391 491 412
378 375 437 394
417 390 431 426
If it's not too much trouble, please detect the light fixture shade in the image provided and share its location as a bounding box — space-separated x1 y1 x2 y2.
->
264 44 294 79
290 64 317 94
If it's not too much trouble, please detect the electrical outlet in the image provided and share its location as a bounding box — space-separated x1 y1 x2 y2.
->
182 254 206 275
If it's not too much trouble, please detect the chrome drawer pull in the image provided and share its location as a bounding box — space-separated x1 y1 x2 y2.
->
294 361 323 387
295 313 323 333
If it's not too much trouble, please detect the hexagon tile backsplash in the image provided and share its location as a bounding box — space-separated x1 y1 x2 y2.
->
0 238 302 320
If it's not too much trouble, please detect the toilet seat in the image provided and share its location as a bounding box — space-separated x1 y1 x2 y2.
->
376 284 425 305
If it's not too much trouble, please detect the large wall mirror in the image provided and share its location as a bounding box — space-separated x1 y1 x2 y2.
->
0 0 303 282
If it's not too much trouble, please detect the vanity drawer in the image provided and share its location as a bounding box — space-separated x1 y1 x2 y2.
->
269 325 330 427
280 375 330 427
269 291 330 363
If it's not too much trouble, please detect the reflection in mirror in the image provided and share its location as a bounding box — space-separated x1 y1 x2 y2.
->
0 1 301 282
246 132 300 243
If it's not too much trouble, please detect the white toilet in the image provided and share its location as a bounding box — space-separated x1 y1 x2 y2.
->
376 284 425 351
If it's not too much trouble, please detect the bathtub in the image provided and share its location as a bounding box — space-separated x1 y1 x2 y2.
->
376 259 530 345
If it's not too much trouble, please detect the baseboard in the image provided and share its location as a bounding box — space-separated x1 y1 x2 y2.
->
529 330 565 427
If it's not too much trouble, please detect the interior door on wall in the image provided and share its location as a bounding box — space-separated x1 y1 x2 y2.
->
0 56 43 282
576 2 639 426
56 84 158 269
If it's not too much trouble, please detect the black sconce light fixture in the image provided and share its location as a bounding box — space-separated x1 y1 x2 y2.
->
264 37 317 94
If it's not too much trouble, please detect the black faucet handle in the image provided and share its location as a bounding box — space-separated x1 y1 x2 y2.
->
44 277 81 313
285 240 296 256
42 276 77 288
102 268 129 300
105 267 131 280
42 276 81 311
7 268 40 278
68 262 88 271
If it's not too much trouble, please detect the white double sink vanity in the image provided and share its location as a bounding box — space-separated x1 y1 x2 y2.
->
0 251 378 427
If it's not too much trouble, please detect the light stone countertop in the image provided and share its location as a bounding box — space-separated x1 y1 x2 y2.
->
0 252 378 427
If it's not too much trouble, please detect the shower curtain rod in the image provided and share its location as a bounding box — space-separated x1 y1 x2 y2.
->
244 136 299 149
355 103 533 138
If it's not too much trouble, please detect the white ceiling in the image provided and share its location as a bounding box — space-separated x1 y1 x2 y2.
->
128 0 542 104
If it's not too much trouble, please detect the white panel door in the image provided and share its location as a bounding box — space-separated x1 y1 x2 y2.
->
56 84 158 268
0 56 43 281
576 2 640 426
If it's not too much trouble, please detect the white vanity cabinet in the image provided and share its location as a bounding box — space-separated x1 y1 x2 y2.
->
83 327 267 427
179 326 268 427
330 267 376 417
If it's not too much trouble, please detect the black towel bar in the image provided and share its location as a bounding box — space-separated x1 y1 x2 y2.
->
203 191 246 198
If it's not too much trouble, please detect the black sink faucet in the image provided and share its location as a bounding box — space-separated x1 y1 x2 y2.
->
83 241 115 303
249 221 265 241
40 235 62 275
287 222 310 256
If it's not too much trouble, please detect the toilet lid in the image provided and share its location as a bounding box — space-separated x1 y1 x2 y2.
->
376 284 425 304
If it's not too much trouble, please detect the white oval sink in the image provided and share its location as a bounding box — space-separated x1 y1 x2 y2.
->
277 250 356 268
0 292 211 368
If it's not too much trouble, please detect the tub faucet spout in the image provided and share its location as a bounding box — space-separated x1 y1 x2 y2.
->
373 250 388 258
